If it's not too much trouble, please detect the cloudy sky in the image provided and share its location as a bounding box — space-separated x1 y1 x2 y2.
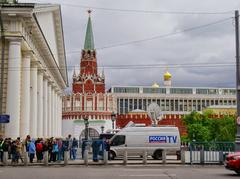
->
22 0 240 89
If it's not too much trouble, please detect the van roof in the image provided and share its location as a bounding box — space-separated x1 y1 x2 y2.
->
121 126 179 132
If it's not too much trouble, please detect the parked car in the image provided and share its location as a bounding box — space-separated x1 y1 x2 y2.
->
225 152 240 175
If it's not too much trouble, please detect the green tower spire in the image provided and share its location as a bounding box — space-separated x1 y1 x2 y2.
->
84 10 94 50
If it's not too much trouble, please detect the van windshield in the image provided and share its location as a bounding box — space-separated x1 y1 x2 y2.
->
111 135 125 146
99 133 114 140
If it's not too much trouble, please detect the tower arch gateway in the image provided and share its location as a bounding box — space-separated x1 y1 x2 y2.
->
62 10 114 138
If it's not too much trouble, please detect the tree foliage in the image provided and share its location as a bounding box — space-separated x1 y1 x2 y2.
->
182 111 236 142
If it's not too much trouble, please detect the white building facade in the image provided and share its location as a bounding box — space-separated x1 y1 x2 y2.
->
0 2 68 139
109 86 236 115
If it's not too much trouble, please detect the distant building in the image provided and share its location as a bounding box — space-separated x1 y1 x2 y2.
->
62 11 114 139
110 85 236 115
109 71 236 133
109 70 236 115
0 1 68 138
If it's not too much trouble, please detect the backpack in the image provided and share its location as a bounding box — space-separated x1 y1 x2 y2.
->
36 143 43 152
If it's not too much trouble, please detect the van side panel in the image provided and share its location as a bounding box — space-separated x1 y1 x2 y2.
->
110 127 181 158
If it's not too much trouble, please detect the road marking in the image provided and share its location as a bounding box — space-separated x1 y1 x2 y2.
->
120 174 176 177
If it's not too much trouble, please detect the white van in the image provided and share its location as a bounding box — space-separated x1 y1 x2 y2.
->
109 126 181 160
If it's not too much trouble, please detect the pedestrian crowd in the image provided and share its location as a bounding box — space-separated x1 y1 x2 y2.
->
0 134 79 164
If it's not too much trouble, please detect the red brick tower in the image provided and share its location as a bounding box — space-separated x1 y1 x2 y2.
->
72 10 105 94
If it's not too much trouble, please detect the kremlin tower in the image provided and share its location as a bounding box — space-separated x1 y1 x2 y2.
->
62 11 114 139
72 10 105 94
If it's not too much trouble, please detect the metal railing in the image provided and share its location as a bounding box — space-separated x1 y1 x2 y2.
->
189 142 235 164
0 141 235 166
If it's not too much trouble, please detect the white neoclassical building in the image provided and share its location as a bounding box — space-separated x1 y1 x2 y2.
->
0 2 68 139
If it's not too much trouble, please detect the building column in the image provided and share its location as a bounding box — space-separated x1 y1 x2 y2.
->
54 90 57 136
47 83 52 137
37 70 43 137
57 93 61 136
59 94 62 136
51 87 55 137
30 62 38 138
5 39 22 138
20 52 31 138
93 94 95 111
55 93 59 136
54 91 58 137
43 76 48 138
84 95 87 111
104 95 107 111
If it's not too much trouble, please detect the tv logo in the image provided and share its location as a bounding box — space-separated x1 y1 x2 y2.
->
149 136 177 143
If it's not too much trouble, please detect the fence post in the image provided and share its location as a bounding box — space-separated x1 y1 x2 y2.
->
181 148 185 164
43 151 48 166
200 145 205 165
3 151 8 166
103 150 108 165
142 150 147 165
123 149 127 165
64 151 69 165
84 149 88 166
189 144 193 165
219 150 224 164
23 152 28 166
162 150 166 164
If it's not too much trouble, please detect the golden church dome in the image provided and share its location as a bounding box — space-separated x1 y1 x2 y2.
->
152 82 160 88
164 71 172 80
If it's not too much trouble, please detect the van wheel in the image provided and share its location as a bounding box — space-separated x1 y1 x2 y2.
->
153 150 162 160
109 151 116 160
176 151 181 160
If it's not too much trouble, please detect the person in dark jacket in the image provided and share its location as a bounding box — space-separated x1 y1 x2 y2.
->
0 138 4 162
71 138 78 160
48 138 53 162
10 140 17 164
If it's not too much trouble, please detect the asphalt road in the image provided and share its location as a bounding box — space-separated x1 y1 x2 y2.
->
0 165 239 179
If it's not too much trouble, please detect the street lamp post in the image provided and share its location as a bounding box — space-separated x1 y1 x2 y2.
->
83 116 89 141
111 112 116 132
235 10 240 151
101 126 104 134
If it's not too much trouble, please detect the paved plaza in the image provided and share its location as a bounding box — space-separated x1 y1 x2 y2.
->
0 165 238 179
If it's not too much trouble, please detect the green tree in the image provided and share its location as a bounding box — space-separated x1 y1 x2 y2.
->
187 123 211 142
183 111 236 142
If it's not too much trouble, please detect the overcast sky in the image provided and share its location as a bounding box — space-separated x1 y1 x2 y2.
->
22 0 240 90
